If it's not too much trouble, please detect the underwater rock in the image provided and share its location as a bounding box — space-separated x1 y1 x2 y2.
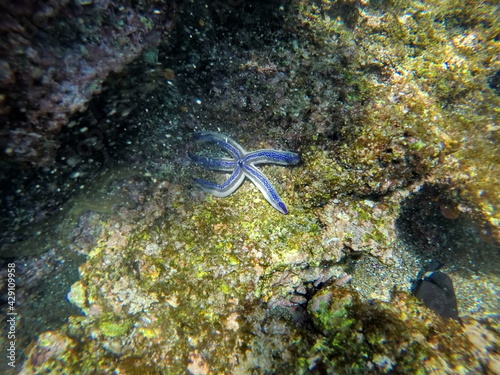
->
19 331 77 375
0 0 176 167
319 196 399 263
4 0 499 374
303 286 486 374
412 260 459 320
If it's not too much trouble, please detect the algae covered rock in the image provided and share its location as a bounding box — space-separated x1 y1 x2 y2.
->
10 0 500 374
19 331 78 375
305 286 487 374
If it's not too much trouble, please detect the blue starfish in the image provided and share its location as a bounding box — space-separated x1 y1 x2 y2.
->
190 131 300 214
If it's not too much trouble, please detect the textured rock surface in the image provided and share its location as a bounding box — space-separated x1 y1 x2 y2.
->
0 0 498 374
0 0 175 166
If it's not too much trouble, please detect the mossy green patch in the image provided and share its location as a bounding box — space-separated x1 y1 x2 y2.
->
99 320 133 337
295 0 500 235
22 0 499 373
301 287 480 374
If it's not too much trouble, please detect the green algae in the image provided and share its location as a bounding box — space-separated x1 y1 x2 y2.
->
294 0 500 235
42 177 491 373
302 286 481 374
19 0 500 373
45 183 328 372
99 320 133 338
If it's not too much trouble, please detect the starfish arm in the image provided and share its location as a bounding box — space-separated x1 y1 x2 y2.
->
242 164 290 215
194 131 246 159
189 154 237 172
244 149 300 166
193 167 245 198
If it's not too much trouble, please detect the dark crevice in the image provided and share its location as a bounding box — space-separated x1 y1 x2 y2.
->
395 183 500 274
